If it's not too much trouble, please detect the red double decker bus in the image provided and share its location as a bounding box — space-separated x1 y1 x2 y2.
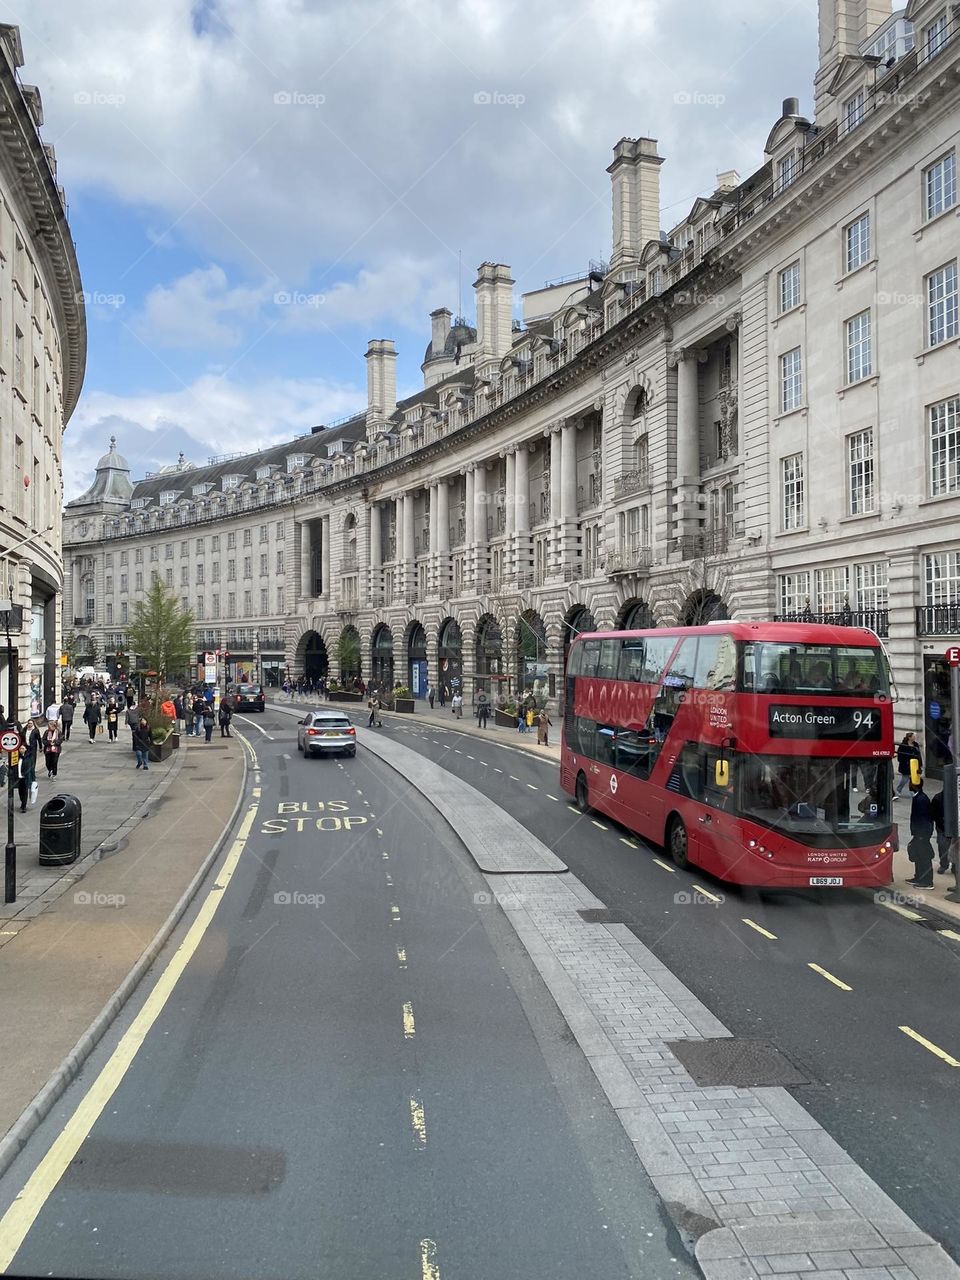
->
560 622 896 888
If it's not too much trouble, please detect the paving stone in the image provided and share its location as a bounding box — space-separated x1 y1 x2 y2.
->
766 1256 815 1274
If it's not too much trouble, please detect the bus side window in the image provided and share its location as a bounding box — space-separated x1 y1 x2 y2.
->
617 639 645 682
580 640 601 678
699 634 737 691
595 724 616 766
642 636 677 684
598 640 620 680
574 716 596 758
567 644 583 677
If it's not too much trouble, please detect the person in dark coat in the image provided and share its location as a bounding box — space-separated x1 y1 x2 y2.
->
132 717 152 769
105 698 120 742
476 692 489 728
42 723 62 778
218 699 233 738
59 697 75 741
83 698 102 742
16 720 42 810
907 778 935 888
930 788 955 875
202 702 215 743
896 733 922 797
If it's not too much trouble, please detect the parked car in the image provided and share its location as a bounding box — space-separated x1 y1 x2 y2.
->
231 683 266 712
297 709 357 758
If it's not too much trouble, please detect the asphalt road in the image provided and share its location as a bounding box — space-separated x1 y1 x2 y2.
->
0 721 692 1280
322 705 960 1264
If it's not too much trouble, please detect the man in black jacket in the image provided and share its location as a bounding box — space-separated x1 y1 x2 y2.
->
907 778 935 889
930 787 955 875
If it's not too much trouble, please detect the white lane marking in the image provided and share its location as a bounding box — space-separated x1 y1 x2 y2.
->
652 858 676 874
234 713 275 741
880 900 924 922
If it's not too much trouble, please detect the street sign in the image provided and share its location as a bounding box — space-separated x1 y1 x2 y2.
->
1 729 23 754
946 646 960 666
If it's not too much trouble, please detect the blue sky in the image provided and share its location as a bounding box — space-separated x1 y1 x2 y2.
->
10 0 818 497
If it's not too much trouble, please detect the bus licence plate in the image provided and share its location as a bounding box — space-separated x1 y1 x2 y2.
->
809 876 843 886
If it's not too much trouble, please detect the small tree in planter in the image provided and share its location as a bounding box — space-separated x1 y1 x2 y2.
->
127 581 195 710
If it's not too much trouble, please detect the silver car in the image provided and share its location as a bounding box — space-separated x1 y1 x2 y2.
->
296 709 357 758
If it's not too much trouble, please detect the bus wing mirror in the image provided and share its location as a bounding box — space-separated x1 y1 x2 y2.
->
910 758 922 786
715 759 729 788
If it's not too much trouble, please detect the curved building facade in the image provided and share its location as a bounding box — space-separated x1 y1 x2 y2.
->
0 24 86 719
65 1 960 754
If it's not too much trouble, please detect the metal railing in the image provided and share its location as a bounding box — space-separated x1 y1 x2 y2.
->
777 608 889 637
607 546 653 574
915 605 960 636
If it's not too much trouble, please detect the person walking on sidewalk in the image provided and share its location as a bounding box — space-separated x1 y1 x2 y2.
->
930 786 955 875
476 692 489 728
192 694 206 737
16 719 41 810
367 695 383 728
132 717 152 770
218 698 233 738
83 698 102 742
452 691 463 719
536 708 552 746
105 698 120 742
42 722 62 778
907 776 935 888
202 701 215 743
59 696 75 741
428 685 436 710
896 732 922 797
125 701 139 750
438 685 446 708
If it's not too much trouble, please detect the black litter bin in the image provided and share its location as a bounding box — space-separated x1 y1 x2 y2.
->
38 794 83 866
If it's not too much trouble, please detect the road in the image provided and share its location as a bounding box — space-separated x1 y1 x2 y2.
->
0 718 692 1280
319 704 960 1263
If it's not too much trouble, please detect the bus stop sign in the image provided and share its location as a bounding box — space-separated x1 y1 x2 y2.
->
946 646 960 666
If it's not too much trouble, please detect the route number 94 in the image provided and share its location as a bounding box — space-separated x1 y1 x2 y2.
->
852 710 876 731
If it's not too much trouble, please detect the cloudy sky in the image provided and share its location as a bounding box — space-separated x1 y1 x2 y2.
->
11 0 818 497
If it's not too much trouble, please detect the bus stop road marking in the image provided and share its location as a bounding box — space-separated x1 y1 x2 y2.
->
881 901 925 921
526 783 538 791
546 794 558 801
592 820 608 831
742 918 778 940
938 928 960 942
808 963 852 992
653 858 676 874
620 838 635 848
692 884 723 904
899 1025 960 1067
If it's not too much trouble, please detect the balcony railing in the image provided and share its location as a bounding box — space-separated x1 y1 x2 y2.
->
607 545 653 575
677 528 729 559
777 608 889 637
614 469 649 499
915 605 960 636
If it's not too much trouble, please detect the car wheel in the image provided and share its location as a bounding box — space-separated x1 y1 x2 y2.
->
345 748 356 758
668 815 690 871
575 772 590 814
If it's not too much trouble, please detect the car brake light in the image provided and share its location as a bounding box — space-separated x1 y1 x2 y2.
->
346 727 356 735
308 728 320 735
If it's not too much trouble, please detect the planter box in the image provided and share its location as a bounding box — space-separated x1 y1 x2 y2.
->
327 691 364 703
394 698 415 713
495 708 519 728
148 734 176 763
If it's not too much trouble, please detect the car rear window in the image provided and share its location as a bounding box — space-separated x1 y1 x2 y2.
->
316 717 351 728
239 685 261 693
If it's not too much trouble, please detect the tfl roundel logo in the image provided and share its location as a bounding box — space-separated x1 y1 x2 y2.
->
609 773 618 795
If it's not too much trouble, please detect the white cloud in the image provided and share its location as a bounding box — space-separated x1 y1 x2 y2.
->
136 264 273 348
64 372 365 500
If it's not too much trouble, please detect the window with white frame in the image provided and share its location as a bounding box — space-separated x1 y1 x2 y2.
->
131 497 147 510
191 483 210 497
159 490 177 505
847 428 875 514
925 151 957 220
222 474 240 490
780 347 803 412
778 261 801 314
845 212 871 272
929 396 960 495
816 565 851 613
778 571 811 616
286 454 305 472
855 560 888 611
927 261 959 346
781 453 805 529
843 90 865 133
923 10 949 59
845 310 872 383
925 549 960 604
778 152 798 190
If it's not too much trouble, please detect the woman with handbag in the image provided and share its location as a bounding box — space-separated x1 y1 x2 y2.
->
42 723 62 778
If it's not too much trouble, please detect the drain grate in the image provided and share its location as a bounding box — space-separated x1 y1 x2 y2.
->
667 1038 808 1087
578 908 638 925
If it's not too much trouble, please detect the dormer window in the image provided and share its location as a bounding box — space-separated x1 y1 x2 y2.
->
923 11 949 61
222 474 240 491
131 497 147 510
843 90 865 134
159 490 178 505
650 268 662 297
778 151 798 191
256 466 272 480
286 454 305 472
192 483 211 496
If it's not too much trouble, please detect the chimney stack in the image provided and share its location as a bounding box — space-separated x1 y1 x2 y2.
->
607 137 664 269
815 0 892 119
430 307 451 356
473 263 515 373
365 338 397 439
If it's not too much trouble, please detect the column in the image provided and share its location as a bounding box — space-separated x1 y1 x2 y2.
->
464 469 476 592
514 443 530 583
674 350 702 543
299 520 312 598
436 478 449 596
557 422 579 574
474 463 488 591
549 426 563 576
368 503 381 603
402 491 415 593
505 451 516 541
321 515 331 600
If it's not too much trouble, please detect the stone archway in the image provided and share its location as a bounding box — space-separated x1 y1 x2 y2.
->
474 613 504 701
406 620 428 698
681 590 729 626
370 623 394 691
516 609 547 699
298 630 329 685
561 604 597 676
437 616 463 700
618 598 656 631
337 624 362 683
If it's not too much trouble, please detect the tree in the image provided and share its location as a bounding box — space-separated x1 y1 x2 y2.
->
336 627 361 683
126 580 195 706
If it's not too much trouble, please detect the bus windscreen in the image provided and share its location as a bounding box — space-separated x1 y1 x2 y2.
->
741 642 889 698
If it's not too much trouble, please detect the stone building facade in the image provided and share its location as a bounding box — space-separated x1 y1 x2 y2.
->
0 24 86 719
64 0 960 764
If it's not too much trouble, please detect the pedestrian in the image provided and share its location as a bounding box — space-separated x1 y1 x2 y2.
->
125 701 140 750
44 699 60 726
126 686 136 708
173 693 184 735
930 787 954 875
525 706 535 732
42 722 62 778
536 708 552 746
452 691 463 718
517 710 527 734
219 698 233 738
193 695 206 737
83 698 102 742
907 776 935 889
476 692 489 728
132 717 152 770
105 698 120 742
367 695 381 728
16 719 41 810
895 732 922 797
438 685 446 708
202 702 215 743
59 697 75 741
428 685 436 710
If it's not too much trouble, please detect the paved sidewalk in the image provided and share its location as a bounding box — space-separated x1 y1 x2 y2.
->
360 723 960 1280
0 732 246 1152
886 796 960 927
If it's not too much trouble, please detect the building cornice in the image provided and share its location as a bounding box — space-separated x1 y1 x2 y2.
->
0 59 86 422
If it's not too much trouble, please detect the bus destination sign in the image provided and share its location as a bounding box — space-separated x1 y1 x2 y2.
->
768 704 882 741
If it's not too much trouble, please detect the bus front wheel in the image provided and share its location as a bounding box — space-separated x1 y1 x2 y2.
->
668 816 690 871
575 772 590 814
